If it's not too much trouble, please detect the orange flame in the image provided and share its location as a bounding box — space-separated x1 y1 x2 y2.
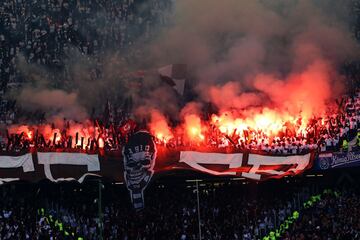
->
98 137 105 148
149 110 173 143
184 114 205 142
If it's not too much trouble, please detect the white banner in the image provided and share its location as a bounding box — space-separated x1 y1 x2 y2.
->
0 153 34 184
180 151 244 175
243 153 311 180
0 153 34 172
180 151 311 180
37 152 100 182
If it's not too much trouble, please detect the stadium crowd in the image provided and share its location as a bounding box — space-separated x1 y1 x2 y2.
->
0 0 360 155
0 0 172 123
0 1 360 240
0 179 358 240
283 189 360 240
0 89 360 155
0 185 37 239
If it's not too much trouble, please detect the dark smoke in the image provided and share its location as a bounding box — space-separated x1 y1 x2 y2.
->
12 0 360 122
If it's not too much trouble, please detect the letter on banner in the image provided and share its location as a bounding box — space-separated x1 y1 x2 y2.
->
179 151 243 175
37 152 100 182
0 153 34 184
242 153 311 180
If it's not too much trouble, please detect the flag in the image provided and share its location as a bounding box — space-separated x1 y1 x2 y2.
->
158 64 187 95
119 119 137 136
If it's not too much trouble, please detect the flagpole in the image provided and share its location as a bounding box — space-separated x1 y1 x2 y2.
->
196 180 202 240
98 179 103 240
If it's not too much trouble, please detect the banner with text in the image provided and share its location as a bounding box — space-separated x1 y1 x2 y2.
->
316 151 360 170
0 149 314 183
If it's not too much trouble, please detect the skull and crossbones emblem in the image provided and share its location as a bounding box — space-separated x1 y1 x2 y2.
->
124 147 155 187
122 131 156 209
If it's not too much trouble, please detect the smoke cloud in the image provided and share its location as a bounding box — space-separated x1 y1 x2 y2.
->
146 0 359 118
18 88 88 121
12 0 360 123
